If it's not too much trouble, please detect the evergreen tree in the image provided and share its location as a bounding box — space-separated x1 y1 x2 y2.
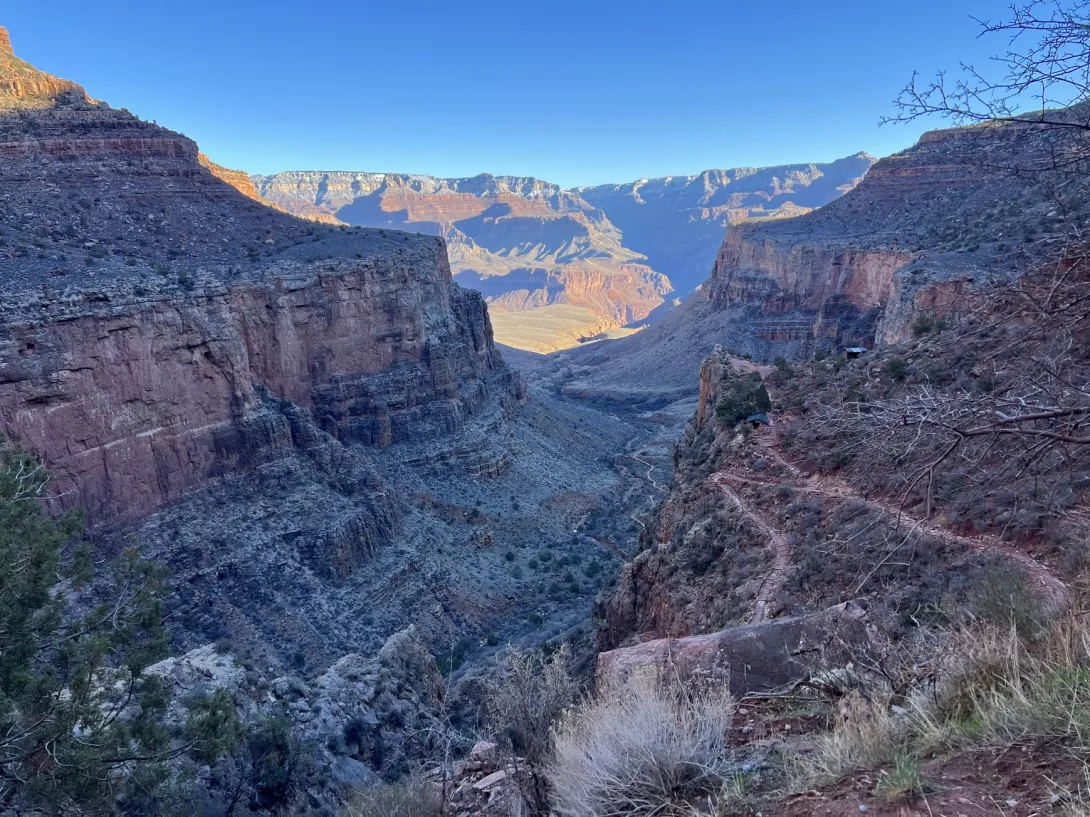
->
0 445 236 814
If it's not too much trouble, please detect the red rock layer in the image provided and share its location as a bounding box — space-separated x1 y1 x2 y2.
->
701 114 1080 349
0 255 513 528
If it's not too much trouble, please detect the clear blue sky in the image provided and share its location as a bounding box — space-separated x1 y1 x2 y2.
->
4 0 1001 187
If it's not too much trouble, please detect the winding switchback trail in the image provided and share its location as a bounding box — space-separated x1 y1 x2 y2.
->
712 425 1069 613
710 473 792 624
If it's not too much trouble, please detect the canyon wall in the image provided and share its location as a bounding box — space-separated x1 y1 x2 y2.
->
251 157 874 352
0 255 515 527
0 31 520 529
700 116 1088 353
252 170 672 352
579 153 876 295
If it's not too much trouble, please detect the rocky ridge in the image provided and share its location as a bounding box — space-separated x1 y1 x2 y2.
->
556 112 1090 412
251 157 871 353
0 26 87 109
0 85 518 526
704 113 1090 352
578 153 875 295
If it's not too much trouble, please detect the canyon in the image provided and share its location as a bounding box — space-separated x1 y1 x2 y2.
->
252 157 872 352
4 16 1088 814
577 152 875 295
557 110 1090 411
0 29 676 687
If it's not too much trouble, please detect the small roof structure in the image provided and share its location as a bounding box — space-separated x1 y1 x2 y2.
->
744 413 769 426
844 347 868 354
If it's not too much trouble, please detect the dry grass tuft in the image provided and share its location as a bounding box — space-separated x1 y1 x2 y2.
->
788 691 904 788
546 670 736 817
793 609 1090 796
342 774 441 817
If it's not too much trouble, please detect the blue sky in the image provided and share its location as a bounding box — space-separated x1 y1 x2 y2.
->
5 0 1001 187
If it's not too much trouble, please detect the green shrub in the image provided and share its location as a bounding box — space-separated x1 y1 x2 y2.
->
715 371 772 427
248 716 309 810
884 358 909 381
912 314 949 336
0 445 226 813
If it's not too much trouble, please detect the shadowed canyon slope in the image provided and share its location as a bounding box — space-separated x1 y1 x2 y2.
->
251 158 871 352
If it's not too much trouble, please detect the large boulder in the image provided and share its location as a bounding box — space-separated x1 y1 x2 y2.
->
596 602 869 695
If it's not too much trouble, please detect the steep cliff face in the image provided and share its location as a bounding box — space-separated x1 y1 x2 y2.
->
253 171 671 351
0 37 520 529
702 114 1090 353
0 254 512 527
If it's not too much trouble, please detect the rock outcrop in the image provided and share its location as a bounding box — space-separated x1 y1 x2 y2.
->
597 602 870 695
0 255 514 527
144 627 452 811
0 26 88 109
198 153 272 204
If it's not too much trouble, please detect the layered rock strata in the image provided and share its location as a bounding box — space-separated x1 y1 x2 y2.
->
253 171 672 351
0 33 520 529
703 113 1090 353
578 153 876 295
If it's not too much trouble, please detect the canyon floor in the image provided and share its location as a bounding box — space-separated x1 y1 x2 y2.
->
132 343 692 683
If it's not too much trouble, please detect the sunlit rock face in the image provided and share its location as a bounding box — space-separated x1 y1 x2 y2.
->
252 171 672 351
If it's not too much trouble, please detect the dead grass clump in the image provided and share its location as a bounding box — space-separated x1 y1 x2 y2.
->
793 609 1090 802
486 645 578 812
546 671 735 817
923 615 1090 750
965 561 1048 638
342 774 441 817
788 691 905 788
